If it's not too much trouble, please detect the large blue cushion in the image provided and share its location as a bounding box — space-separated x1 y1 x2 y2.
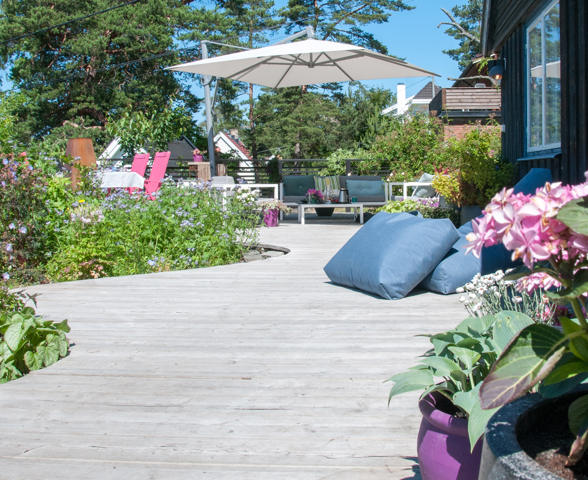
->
418 223 518 294
418 169 553 295
282 175 316 197
324 212 459 300
512 168 553 195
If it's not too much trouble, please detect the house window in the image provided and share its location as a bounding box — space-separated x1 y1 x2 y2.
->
527 0 561 152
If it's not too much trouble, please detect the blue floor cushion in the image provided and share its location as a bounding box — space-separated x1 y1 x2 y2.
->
324 212 459 300
419 168 553 295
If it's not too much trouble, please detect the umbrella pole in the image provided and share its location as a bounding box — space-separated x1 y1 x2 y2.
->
201 41 216 177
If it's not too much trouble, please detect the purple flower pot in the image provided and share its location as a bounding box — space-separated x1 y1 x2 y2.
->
263 208 279 227
417 393 482 480
193 154 203 162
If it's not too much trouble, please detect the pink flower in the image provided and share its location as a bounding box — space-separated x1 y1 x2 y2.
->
517 272 561 294
502 224 551 268
465 216 497 257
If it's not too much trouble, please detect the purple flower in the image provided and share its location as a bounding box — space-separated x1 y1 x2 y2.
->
2 159 8 165
6 244 12 252
8 223 15 230
19 226 27 234
147 260 156 266
2 273 9 280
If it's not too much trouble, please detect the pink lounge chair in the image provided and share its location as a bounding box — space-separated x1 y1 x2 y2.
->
144 151 171 199
128 153 150 194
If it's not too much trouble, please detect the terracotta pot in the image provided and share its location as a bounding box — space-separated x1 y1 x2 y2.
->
263 209 279 227
417 393 482 480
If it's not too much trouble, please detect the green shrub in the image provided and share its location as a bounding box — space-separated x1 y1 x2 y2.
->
0 286 70 384
377 198 460 227
46 181 261 281
320 148 381 176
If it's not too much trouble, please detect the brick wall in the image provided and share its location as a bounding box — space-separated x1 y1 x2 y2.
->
443 123 500 141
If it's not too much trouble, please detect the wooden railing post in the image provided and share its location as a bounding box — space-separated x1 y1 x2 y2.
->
345 160 352 175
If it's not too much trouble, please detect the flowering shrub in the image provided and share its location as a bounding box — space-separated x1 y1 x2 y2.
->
466 171 588 465
45 181 261 281
457 270 556 324
257 199 292 214
377 198 460 227
0 155 49 284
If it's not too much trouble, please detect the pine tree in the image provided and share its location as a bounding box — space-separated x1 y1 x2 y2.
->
0 0 227 148
439 0 483 71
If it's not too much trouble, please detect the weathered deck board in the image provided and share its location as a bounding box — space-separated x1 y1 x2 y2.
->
0 221 465 479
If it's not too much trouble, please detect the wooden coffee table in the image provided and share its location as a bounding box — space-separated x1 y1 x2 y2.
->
298 203 364 225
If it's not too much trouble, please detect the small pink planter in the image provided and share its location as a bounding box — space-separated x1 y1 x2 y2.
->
192 154 203 162
417 393 482 480
263 209 279 227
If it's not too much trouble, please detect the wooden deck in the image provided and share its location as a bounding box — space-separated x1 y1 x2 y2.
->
1 222 464 479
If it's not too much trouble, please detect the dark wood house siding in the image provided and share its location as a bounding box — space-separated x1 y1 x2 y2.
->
500 27 527 171
560 0 587 184
484 0 588 185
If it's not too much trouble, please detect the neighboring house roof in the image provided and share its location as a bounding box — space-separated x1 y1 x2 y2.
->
414 82 441 100
381 81 441 116
214 131 252 160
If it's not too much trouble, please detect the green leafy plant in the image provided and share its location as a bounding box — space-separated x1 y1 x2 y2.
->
377 198 460 227
0 291 70 384
467 174 588 465
386 311 534 450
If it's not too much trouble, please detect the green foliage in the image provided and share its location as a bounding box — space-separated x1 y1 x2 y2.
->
0 294 70 384
557 198 588 236
447 125 514 206
106 103 194 156
320 148 379 176
0 0 226 146
45 182 261 282
387 311 534 450
441 0 482 71
377 199 460 227
371 113 446 182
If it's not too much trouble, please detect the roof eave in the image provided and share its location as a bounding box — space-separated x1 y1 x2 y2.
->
481 0 492 56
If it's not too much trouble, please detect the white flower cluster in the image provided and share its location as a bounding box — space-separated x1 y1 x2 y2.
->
456 269 554 324
70 204 105 225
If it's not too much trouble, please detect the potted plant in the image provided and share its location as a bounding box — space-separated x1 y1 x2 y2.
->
257 200 291 227
386 312 535 480
465 171 588 479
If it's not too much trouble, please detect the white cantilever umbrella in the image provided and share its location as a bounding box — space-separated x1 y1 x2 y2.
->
167 38 438 88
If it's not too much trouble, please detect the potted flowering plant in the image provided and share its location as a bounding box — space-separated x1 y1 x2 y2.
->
257 200 291 227
306 189 324 204
466 172 588 478
192 148 204 162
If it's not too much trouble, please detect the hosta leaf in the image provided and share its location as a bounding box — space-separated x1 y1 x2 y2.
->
419 357 461 377
430 333 455 356
456 338 481 350
544 359 588 385
387 369 434 402
448 346 481 370
453 389 478 415
456 315 496 335
569 394 588 435
493 311 535 353
57 337 69 357
37 342 59 367
557 197 588 236
449 370 469 391
54 319 71 333
24 351 43 371
4 321 25 353
560 317 588 362
480 325 566 409
468 400 499 452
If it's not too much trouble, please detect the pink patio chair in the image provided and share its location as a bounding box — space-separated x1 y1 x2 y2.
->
144 151 171 199
127 153 150 194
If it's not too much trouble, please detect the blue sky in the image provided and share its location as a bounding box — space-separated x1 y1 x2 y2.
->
189 0 472 119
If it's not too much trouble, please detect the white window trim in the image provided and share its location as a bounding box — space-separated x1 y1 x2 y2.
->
526 0 561 153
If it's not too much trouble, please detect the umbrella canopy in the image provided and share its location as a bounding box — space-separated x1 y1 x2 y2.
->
167 38 438 88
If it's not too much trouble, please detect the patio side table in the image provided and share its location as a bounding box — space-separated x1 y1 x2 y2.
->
298 203 364 225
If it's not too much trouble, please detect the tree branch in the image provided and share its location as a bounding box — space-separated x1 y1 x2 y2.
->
437 8 480 43
62 120 105 130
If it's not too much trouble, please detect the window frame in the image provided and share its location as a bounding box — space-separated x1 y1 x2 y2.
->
526 0 561 153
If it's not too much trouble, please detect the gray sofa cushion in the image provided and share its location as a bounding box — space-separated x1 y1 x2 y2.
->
339 175 382 189
346 179 386 202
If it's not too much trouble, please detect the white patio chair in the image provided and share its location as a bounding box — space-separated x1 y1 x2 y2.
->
388 173 437 201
